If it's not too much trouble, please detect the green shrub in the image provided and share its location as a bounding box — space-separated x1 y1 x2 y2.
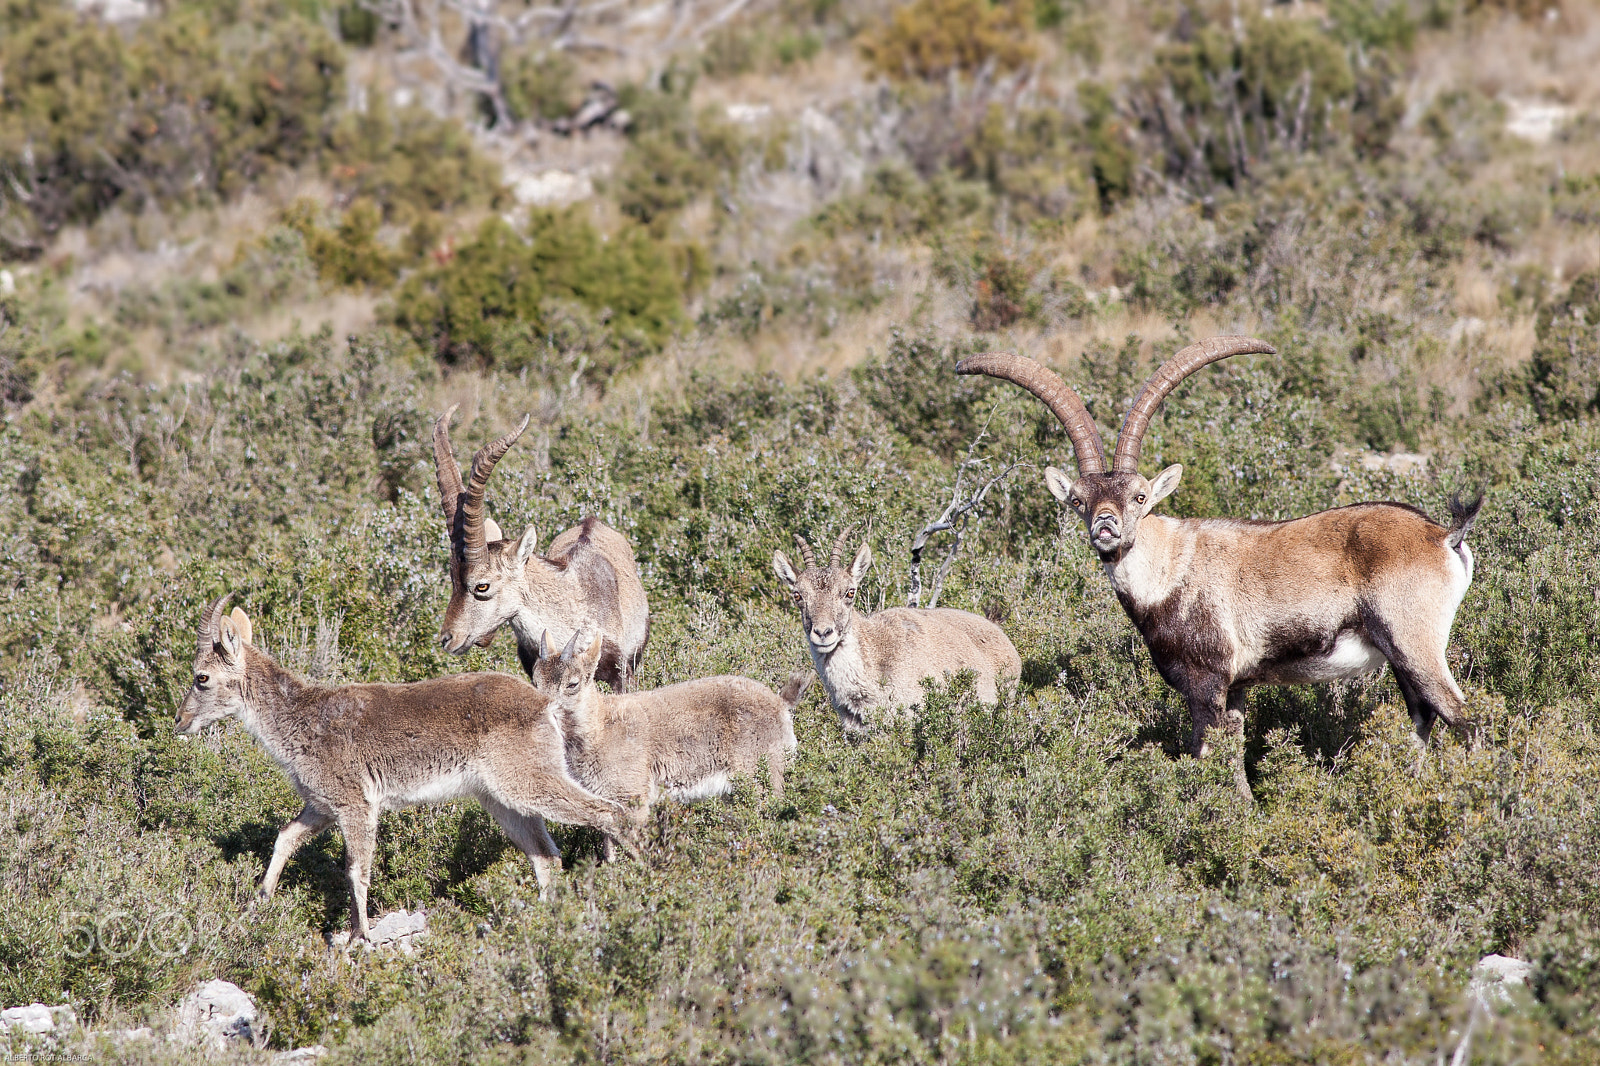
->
859 0 1038 82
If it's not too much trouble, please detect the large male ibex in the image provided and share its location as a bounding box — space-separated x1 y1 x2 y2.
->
175 596 634 942
433 406 650 690
958 337 1481 783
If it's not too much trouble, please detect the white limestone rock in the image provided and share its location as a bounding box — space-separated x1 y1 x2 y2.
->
173 979 257 1048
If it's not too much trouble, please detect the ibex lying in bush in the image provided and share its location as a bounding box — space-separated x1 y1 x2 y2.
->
175 596 634 941
773 529 1021 730
959 337 1482 782
433 406 650 690
531 626 808 853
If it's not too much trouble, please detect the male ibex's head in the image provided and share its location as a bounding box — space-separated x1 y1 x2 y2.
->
176 594 254 735
958 336 1276 560
772 527 870 655
433 405 534 655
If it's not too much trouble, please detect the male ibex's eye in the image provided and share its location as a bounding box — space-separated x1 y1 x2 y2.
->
1136 494 1147 504
844 589 855 601
1070 497 1082 508
195 674 208 686
791 592 802 603
474 583 490 594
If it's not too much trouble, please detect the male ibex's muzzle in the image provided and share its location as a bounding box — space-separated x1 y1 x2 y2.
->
1090 512 1121 551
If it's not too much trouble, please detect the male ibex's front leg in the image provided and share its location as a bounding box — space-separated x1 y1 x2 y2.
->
1186 677 1252 799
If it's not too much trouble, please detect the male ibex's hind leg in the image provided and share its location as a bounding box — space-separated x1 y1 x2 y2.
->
260 803 334 899
479 796 563 896
1374 631 1466 743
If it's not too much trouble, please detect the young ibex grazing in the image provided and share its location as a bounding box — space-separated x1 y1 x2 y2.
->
433 406 650 690
175 596 634 941
958 337 1482 783
530 627 807 846
773 529 1022 730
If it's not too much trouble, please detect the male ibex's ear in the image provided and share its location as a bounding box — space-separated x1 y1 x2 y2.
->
1146 464 1183 514
773 551 798 589
516 525 540 567
228 607 253 646
850 543 873 585
483 516 504 544
1043 466 1073 504
217 616 243 664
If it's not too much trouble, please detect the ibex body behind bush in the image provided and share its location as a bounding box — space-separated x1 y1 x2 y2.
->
959 338 1482 782
175 596 633 941
531 627 807 846
773 530 1021 730
433 407 650 690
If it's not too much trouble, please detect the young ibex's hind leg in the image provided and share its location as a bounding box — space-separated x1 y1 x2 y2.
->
260 803 334 899
478 796 563 896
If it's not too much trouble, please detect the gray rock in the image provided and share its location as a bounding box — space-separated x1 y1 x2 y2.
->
276 1045 329 1063
0 1003 76 1034
1471 954 1532 1009
331 908 428 954
173 979 257 1048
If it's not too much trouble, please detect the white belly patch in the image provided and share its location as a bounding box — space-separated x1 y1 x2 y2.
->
1307 632 1387 681
667 771 732 803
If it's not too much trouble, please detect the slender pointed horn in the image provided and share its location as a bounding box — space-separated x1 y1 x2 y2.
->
432 404 465 532
197 593 232 658
460 414 531 565
956 352 1107 476
793 534 817 570
829 523 857 568
1112 336 1277 474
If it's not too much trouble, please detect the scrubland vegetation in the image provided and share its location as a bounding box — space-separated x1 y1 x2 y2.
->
2 0 1600 1060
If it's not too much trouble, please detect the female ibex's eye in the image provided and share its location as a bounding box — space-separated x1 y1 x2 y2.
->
844 589 855 601
474 583 490 594
195 674 209 686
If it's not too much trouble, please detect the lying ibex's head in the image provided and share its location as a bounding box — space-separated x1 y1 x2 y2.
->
433 406 536 655
176 594 254 735
958 336 1276 560
772 527 870 655
530 625 603 705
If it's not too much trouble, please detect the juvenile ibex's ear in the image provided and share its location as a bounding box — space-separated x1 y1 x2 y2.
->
217 615 244 664
516 525 540 567
576 628 603 678
228 607 253 646
483 516 504 544
772 551 799 589
1145 464 1183 515
850 543 872 585
1043 466 1074 504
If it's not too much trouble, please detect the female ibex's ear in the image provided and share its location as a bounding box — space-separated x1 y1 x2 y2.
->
1145 464 1183 514
850 543 873 584
217 616 243 664
228 607 253 646
516 525 540 567
773 551 798 588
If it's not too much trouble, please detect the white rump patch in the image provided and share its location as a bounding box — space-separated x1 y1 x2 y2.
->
667 772 732 803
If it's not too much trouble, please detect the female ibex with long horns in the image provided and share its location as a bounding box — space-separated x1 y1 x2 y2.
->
958 337 1481 790
433 406 650 690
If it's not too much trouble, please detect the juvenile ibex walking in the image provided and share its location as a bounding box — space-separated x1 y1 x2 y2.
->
531 626 807 849
773 528 1021 730
433 406 650 690
958 337 1482 781
175 596 634 941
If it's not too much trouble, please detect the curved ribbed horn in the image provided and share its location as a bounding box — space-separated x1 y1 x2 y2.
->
1112 336 1277 474
829 524 857 567
793 534 817 570
432 404 464 531
461 414 531 565
956 352 1107 476
197 593 232 658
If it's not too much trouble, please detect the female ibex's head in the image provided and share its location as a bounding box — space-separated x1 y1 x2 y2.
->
176 594 254 735
432 406 535 654
958 336 1276 560
772 527 869 655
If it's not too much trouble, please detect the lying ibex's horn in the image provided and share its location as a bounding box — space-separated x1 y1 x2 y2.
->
198 593 232 658
956 353 1107 477
1112 336 1276 474
461 414 531 566
829 524 857 568
793 534 817 570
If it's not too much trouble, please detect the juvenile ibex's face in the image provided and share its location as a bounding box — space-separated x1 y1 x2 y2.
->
772 544 872 655
530 627 602 707
1046 465 1183 560
175 603 253 735
438 519 537 655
